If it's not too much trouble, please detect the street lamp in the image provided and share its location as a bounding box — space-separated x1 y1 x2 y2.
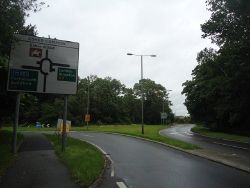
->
86 76 90 130
127 53 156 134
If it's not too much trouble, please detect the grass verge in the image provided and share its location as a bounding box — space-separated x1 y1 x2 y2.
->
3 126 55 132
46 134 105 188
73 125 200 150
0 130 23 176
191 125 250 143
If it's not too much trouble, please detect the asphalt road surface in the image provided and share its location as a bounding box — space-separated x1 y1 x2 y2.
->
160 124 250 169
70 132 250 188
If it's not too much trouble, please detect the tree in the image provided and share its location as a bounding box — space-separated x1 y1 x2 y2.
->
0 0 46 126
89 76 125 124
134 79 173 124
182 0 250 131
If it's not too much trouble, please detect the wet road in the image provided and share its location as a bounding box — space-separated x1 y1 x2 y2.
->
70 132 250 188
160 124 250 169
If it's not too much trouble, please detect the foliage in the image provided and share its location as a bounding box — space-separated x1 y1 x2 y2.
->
182 0 250 131
134 79 173 124
174 116 191 124
0 130 23 175
15 76 174 126
0 0 46 127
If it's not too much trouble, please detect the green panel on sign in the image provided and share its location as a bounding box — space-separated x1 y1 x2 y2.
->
57 68 76 82
8 69 38 91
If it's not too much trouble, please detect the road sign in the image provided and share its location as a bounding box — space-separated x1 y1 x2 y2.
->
161 112 168 119
7 34 79 94
57 118 71 133
85 114 90 122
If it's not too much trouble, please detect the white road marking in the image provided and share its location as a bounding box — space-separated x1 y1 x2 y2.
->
184 131 194 136
82 134 94 138
80 139 115 177
106 154 115 177
213 142 250 151
116 182 127 188
169 132 192 138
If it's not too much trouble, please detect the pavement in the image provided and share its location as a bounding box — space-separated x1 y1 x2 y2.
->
160 124 250 172
0 133 79 188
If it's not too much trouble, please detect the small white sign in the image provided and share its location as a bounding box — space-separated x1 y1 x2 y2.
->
161 112 168 119
7 34 79 94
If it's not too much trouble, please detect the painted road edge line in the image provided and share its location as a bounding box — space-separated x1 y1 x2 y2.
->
79 138 115 177
116 181 127 188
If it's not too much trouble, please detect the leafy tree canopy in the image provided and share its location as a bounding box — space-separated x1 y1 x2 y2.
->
182 0 250 131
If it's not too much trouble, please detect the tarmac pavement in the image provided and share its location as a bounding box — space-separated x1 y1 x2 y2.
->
1 132 79 188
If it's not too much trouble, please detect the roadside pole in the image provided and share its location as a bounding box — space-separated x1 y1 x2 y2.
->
86 76 90 130
12 93 20 153
62 95 68 152
141 56 144 134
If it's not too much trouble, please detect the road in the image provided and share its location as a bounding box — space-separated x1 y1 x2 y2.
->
70 132 250 188
160 124 250 170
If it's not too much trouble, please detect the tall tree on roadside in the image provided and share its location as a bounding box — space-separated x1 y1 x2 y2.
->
0 0 46 126
134 79 173 124
182 0 250 131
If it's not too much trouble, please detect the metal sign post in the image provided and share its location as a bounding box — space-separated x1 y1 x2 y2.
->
12 93 21 153
86 76 90 130
161 112 168 125
62 95 68 152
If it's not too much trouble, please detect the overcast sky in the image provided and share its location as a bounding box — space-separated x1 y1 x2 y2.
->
26 0 213 116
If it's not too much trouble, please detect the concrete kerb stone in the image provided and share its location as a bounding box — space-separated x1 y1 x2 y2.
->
77 130 250 174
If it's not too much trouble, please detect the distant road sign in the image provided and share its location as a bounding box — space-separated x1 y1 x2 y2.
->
57 119 71 133
7 34 79 94
85 114 90 122
161 112 168 119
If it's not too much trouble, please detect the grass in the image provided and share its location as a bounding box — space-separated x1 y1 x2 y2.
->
0 130 23 176
2 124 200 150
3 126 55 132
46 134 105 188
73 125 200 150
191 125 250 143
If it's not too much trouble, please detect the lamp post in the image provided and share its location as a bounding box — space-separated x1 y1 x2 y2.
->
86 76 90 130
127 53 156 134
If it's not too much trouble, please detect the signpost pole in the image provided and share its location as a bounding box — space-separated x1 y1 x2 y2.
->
12 93 20 153
62 95 68 152
141 55 144 134
86 76 90 130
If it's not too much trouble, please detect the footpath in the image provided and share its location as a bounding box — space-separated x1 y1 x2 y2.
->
1 133 79 188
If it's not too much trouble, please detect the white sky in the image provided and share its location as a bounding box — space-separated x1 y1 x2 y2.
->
26 0 213 116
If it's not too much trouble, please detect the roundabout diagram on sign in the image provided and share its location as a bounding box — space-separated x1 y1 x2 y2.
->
22 49 70 92
8 34 79 94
